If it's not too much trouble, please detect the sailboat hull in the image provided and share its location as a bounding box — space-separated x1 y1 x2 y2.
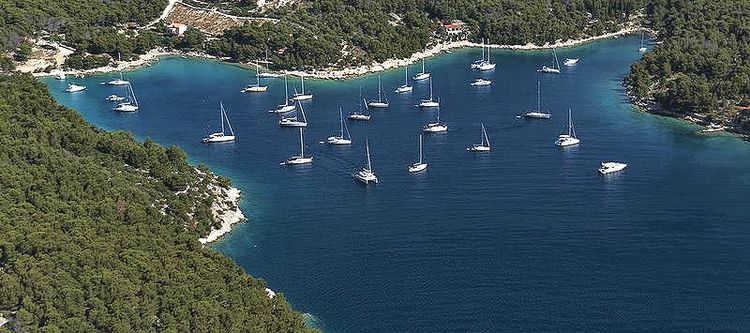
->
555 136 580 147
107 80 130 86
413 73 430 81
467 145 490 152
113 103 138 112
242 85 268 93
284 156 313 165
203 135 235 143
353 171 378 184
292 94 313 101
395 85 413 93
407 163 427 173
326 137 351 145
368 102 389 108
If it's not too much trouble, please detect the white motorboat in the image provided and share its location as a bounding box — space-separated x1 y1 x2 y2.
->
638 32 648 52
241 64 268 93
522 81 552 119
279 101 308 127
394 67 413 93
326 108 352 145
367 76 389 108
64 83 86 93
418 77 439 108
537 48 561 74
353 139 378 184
202 102 236 143
412 59 431 81
112 83 139 112
55 73 66 80
599 161 627 175
555 108 581 147
269 75 296 114
423 107 447 133
282 128 313 165
563 58 579 66
467 123 491 152
407 134 427 173
291 75 313 101
470 78 492 86
106 94 125 102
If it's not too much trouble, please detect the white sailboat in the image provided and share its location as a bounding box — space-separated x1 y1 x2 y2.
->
477 41 496 71
269 75 296 114
282 128 313 165
242 64 268 93
537 48 561 74
522 81 551 119
638 32 648 52
555 108 581 147
407 134 427 173
279 101 308 127
422 106 448 133
107 54 130 85
395 67 413 93
412 59 431 81
353 139 378 184
418 77 439 108
471 39 486 69
368 75 389 108
467 123 491 152
202 102 236 143
599 161 627 174
326 107 352 145
291 75 313 101
64 83 86 93
112 83 139 112
258 50 281 78
348 88 371 121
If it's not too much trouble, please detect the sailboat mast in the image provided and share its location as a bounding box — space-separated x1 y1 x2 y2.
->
299 128 304 157
422 59 425 73
299 102 307 122
130 83 138 107
404 67 408 84
418 135 423 163
378 76 382 102
429 78 433 100
536 81 540 112
301 75 305 94
481 38 485 62
219 102 225 134
339 107 344 137
256 64 260 85
366 140 372 171
284 75 289 105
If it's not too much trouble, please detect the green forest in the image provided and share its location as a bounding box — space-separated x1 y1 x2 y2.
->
0 74 314 332
626 0 750 132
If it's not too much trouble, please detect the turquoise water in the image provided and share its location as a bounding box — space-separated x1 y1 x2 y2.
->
44 35 750 332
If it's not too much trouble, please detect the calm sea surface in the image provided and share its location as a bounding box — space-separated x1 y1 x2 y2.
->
44 35 750 332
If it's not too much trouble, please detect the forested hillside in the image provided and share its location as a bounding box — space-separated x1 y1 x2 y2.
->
625 0 750 132
0 74 314 332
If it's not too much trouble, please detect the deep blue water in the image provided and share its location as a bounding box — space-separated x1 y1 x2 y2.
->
44 35 750 332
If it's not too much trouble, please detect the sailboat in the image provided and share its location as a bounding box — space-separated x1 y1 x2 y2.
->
638 32 648 52
522 81 551 119
407 134 427 173
282 128 313 165
202 102 235 143
112 82 139 112
106 54 130 85
241 64 268 93
353 139 378 184
64 83 86 93
269 75 296 114
368 76 389 108
418 78 439 108
279 101 308 127
467 123 491 152
291 75 313 101
348 87 371 121
422 106 448 133
258 50 281 78
394 67 413 93
326 107 352 145
537 48 561 74
412 59 431 81
471 39 486 69
477 41 496 71
555 108 580 147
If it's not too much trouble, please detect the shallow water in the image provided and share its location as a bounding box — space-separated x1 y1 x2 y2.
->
45 35 750 332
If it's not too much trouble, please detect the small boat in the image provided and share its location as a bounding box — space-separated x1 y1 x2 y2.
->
202 102 236 143
64 83 86 93
418 78 439 108
112 83 139 112
537 48 561 74
555 109 581 147
423 107 448 133
348 89 371 121
407 134 427 173
241 64 268 93
106 94 125 102
522 81 552 119
563 58 579 66
269 75 296 114
701 123 725 133
291 75 313 101
55 73 66 80
394 67 413 93
412 59 431 81
470 78 492 86
467 123 491 152
326 108 352 145
367 76 389 108
353 139 378 184
279 101 308 127
282 128 313 165
638 32 648 52
599 161 627 175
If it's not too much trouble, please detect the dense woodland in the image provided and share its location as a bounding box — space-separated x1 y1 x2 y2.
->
626 0 750 131
0 74 314 332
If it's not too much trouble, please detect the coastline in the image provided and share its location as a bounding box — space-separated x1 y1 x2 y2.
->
193 168 248 245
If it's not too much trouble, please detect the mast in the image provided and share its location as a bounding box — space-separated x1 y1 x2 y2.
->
481 38 485 62
284 75 289 106
378 76 383 102
536 81 541 112
553 49 560 69
569 108 576 138
418 134 423 163
219 102 225 134
422 59 425 73
483 123 490 147
256 63 260 86
300 75 305 94
366 139 372 171
429 78 433 100
404 67 408 85
130 83 138 107
339 107 344 137
299 128 304 157
299 101 307 122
